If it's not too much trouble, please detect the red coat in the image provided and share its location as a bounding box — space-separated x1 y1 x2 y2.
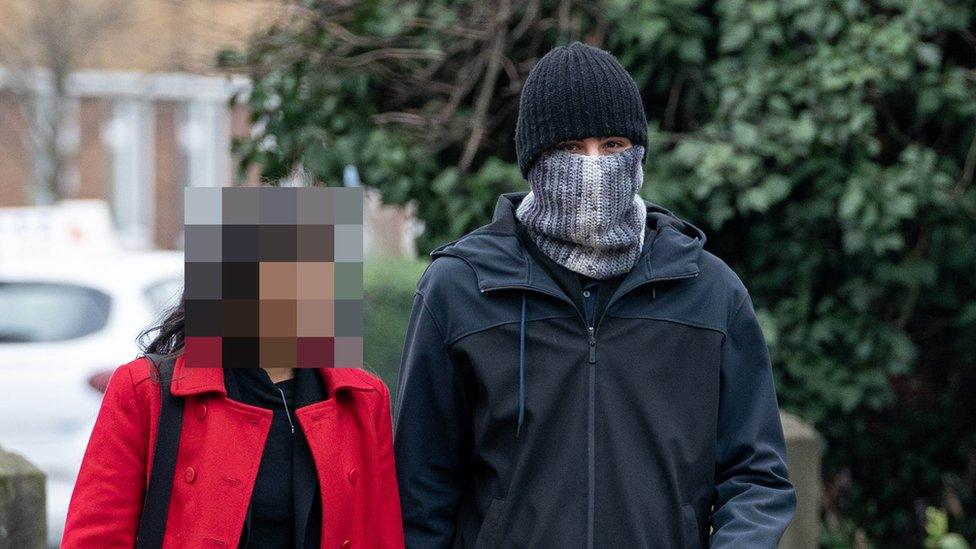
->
62 355 405 548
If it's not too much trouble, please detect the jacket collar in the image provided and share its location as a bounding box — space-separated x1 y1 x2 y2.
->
429 191 707 298
170 355 377 398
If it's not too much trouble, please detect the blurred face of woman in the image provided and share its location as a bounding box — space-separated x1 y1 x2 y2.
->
545 135 633 157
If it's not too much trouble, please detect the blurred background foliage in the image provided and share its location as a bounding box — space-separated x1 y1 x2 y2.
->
362 256 427 389
219 0 976 545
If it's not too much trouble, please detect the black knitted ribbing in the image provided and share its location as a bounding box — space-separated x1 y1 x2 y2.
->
514 41 648 179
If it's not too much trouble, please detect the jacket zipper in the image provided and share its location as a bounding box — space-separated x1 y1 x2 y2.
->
586 322 596 549
276 385 296 434
587 326 596 364
485 271 700 548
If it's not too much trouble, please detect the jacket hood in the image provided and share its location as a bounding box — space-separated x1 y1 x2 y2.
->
430 191 707 292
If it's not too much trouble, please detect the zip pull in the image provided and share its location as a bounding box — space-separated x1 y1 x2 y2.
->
276 385 296 434
588 326 596 364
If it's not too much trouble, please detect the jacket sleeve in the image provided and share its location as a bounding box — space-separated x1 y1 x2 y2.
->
62 362 149 548
710 291 797 548
393 290 473 548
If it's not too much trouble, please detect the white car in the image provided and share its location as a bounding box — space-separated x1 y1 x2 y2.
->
0 250 183 547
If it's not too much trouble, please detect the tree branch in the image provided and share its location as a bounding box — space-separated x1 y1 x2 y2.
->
458 0 511 173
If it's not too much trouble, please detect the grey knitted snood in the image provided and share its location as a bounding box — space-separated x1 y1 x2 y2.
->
516 145 648 279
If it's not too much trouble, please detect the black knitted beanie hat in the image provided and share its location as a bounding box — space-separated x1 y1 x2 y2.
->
514 41 648 179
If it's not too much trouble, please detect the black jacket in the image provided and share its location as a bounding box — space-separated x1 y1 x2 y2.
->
393 191 796 548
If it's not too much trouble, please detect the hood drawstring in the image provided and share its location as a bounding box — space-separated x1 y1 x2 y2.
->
652 283 656 299
517 292 527 439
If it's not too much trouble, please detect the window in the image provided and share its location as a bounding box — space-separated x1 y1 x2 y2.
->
0 282 111 343
103 98 155 249
178 100 230 189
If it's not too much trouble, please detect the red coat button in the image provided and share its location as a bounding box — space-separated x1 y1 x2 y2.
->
341 540 351 549
196 403 207 419
347 467 357 486
184 466 196 483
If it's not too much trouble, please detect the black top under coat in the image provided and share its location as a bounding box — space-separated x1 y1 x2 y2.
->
223 366 326 548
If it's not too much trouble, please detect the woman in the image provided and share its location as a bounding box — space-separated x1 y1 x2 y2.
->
61 293 405 548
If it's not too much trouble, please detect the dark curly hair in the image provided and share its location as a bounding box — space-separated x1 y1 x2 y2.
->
136 288 185 383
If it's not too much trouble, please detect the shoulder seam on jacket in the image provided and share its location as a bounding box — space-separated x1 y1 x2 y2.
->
727 291 749 332
444 314 578 347
606 314 728 338
415 289 450 346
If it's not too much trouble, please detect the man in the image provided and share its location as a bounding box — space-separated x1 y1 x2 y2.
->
393 41 796 548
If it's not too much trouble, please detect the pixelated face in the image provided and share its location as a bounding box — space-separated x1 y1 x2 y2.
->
182 186 363 369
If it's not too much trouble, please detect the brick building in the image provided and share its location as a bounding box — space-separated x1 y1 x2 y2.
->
0 69 255 250
0 0 420 256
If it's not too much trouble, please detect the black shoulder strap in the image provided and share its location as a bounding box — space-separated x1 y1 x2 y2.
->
135 352 184 549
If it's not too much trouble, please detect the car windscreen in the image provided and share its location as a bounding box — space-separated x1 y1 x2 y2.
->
0 282 111 343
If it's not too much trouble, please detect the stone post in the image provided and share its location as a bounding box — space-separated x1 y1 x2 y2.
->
780 412 822 549
0 445 46 549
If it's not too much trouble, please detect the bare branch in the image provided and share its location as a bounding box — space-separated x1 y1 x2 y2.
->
664 69 686 132
954 117 976 197
436 51 488 124
405 17 489 40
331 47 445 68
370 111 430 127
458 0 511 173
